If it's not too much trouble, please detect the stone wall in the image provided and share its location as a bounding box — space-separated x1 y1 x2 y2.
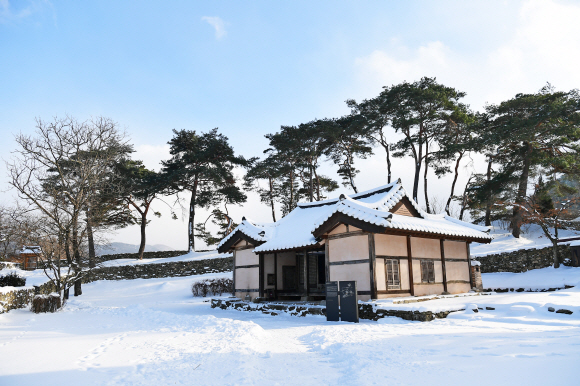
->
474 245 571 273
97 250 189 262
83 256 233 283
0 280 58 314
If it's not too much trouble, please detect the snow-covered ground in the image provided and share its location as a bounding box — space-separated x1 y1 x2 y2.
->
471 223 580 256
1 269 580 385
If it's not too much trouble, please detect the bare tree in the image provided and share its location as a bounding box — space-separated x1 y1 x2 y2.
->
6 116 129 298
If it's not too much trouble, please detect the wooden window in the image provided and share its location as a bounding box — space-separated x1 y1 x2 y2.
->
385 259 400 290
421 260 435 283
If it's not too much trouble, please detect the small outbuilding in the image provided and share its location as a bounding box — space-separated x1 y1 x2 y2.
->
218 179 492 301
18 246 42 271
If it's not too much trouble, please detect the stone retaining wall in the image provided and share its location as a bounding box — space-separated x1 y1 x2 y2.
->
83 256 233 283
0 280 57 314
210 298 463 322
97 250 189 262
474 245 571 273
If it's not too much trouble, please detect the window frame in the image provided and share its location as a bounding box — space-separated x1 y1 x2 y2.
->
420 259 435 283
385 259 401 290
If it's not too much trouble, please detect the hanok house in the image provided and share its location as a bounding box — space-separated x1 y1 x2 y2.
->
217 179 492 301
17 246 42 271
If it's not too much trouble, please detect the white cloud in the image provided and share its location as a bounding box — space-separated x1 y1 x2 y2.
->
354 0 580 110
0 0 54 24
202 16 227 40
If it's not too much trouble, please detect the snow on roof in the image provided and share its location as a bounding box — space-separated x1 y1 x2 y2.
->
21 246 41 254
217 218 271 249
221 180 492 253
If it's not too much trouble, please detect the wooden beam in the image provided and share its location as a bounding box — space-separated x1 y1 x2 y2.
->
368 233 377 300
406 235 415 296
303 250 308 296
274 252 278 298
440 239 448 293
325 240 330 284
232 250 237 297
467 242 474 289
259 253 264 298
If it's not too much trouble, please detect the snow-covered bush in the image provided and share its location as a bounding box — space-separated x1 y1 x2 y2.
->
0 271 26 287
191 278 233 297
31 293 61 313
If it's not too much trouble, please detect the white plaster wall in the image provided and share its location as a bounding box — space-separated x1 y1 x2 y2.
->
235 248 258 266
329 224 348 235
445 241 468 259
410 237 440 258
399 259 410 290
376 257 386 291
329 235 368 262
375 234 407 256
329 263 370 291
235 267 259 291
447 282 471 294
413 284 445 296
446 261 471 282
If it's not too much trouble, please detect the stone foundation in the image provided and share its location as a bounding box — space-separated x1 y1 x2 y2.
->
210 298 465 322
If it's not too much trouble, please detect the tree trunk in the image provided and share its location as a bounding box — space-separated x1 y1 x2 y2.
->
313 168 321 201
188 181 198 252
552 240 560 269
138 211 147 260
445 153 463 215
412 145 422 203
484 159 493 226
72 222 82 297
289 169 294 209
309 164 314 202
86 210 96 268
268 176 276 222
423 142 430 213
377 133 392 184
511 143 533 238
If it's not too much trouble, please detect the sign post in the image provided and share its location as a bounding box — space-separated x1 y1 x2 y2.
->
325 281 340 322
339 281 359 323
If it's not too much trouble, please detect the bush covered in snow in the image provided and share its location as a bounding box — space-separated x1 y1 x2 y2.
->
0 271 26 287
191 278 232 297
31 293 61 313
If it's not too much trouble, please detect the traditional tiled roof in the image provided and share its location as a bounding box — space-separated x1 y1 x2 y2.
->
218 179 492 253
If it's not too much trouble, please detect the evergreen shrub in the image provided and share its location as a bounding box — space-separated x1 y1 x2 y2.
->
0 272 26 287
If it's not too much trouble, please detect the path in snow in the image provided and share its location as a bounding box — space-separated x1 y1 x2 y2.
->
1 271 579 385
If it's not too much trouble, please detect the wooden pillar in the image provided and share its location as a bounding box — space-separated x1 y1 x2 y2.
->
368 233 377 300
232 250 236 296
466 242 474 289
325 240 330 283
440 239 448 294
303 250 308 296
406 235 415 296
259 253 264 298
274 252 278 297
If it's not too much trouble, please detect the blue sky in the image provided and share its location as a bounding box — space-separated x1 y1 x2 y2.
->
2 0 580 249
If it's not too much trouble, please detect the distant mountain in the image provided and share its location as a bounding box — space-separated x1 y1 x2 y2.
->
96 242 177 255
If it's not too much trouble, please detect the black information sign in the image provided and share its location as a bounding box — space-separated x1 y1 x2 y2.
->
339 281 359 323
325 281 340 322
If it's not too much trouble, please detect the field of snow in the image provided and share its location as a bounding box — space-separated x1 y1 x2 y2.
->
471 223 580 256
1 269 580 385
